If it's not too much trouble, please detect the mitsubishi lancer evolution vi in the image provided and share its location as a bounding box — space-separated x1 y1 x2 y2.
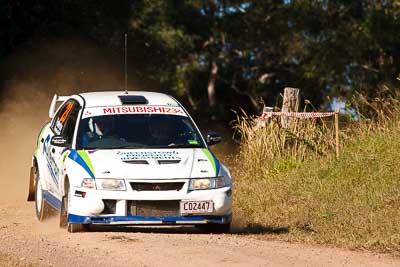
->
27 91 232 233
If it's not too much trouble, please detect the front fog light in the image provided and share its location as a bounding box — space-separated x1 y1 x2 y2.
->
96 179 126 191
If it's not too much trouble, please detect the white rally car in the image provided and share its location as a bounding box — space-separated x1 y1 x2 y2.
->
27 91 232 233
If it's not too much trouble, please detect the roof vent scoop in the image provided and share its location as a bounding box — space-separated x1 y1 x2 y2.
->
119 95 148 105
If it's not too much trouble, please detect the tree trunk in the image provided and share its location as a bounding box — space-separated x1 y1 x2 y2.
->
185 88 197 111
281 87 300 128
207 60 218 107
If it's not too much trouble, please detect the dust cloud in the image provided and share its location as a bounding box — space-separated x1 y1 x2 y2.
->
0 37 140 203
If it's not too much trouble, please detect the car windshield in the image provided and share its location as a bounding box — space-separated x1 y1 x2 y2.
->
76 114 205 149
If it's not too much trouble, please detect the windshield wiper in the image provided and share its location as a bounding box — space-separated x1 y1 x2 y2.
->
165 143 201 148
107 144 148 149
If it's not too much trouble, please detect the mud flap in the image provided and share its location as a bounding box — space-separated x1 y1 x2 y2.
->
27 166 36 201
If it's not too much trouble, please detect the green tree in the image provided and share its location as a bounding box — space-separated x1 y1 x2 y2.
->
1 0 400 116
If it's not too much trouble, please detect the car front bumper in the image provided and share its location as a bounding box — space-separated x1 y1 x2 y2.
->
68 213 232 225
67 184 232 225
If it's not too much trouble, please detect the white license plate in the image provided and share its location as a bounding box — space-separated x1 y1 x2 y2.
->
180 201 213 214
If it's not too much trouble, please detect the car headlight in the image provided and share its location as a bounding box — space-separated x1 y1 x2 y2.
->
96 179 126 191
81 178 96 189
189 177 228 190
189 164 232 191
81 178 126 191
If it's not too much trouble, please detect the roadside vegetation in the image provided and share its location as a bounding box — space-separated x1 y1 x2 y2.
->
232 89 400 254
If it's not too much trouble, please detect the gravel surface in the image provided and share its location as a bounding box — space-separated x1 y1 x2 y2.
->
0 201 398 267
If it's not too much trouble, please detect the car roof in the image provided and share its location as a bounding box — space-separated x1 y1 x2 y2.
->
78 91 179 108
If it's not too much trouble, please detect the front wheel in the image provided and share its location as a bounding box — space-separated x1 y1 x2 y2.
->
35 171 52 221
60 181 88 233
68 223 89 233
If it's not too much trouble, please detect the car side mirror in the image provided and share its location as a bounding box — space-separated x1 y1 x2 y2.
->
50 135 69 147
206 131 222 146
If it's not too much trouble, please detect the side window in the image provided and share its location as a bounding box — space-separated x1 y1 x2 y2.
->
51 100 80 137
62 104 80 143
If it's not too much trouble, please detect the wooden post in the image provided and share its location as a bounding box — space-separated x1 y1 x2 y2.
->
334 110 339 158
281 87 300 128
255 106 273 130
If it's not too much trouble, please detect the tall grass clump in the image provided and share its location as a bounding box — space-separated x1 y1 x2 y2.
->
234 111 337 179
351 87 400 136
233 89 400 254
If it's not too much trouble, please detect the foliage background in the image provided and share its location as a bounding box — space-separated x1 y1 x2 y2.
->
1 1 400 118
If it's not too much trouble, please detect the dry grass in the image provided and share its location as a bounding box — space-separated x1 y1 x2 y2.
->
234 112 337 179
232 92 400 254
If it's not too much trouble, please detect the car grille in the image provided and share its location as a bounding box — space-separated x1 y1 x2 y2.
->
124 160 149 164
127 200 180 216
130 182 184 191
157 160 181 164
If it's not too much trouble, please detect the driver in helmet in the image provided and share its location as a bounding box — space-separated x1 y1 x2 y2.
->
81 118 107 147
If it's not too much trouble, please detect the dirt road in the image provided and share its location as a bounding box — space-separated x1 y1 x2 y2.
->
0 201 399 267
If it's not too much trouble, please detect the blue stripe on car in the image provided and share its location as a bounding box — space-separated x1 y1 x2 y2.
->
43 190 62 210
68 214 232 224
68 150 95 178
210 151 220 175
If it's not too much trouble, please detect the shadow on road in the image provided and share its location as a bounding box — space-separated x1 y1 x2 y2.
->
88 225 204 234
235 224 289 235
84 223 290 236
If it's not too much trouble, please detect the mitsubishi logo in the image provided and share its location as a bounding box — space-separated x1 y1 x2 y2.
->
153 184 161 190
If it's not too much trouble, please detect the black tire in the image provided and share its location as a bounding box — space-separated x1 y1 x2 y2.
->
35 171 52 221
61 181 88 233
27 166 36 201
59 195 68 228
199 223 231 234
68 223 90 233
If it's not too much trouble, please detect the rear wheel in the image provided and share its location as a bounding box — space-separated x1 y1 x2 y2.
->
27 166 36 201
35 171 52 221
60 181 88 233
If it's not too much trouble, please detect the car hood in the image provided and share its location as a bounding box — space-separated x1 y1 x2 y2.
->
65 148 219 180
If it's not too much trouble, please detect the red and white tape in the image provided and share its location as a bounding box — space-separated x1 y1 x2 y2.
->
261 111 337 119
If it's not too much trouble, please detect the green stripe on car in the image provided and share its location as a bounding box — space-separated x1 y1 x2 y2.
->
201 148 216 176
77 150 95 177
